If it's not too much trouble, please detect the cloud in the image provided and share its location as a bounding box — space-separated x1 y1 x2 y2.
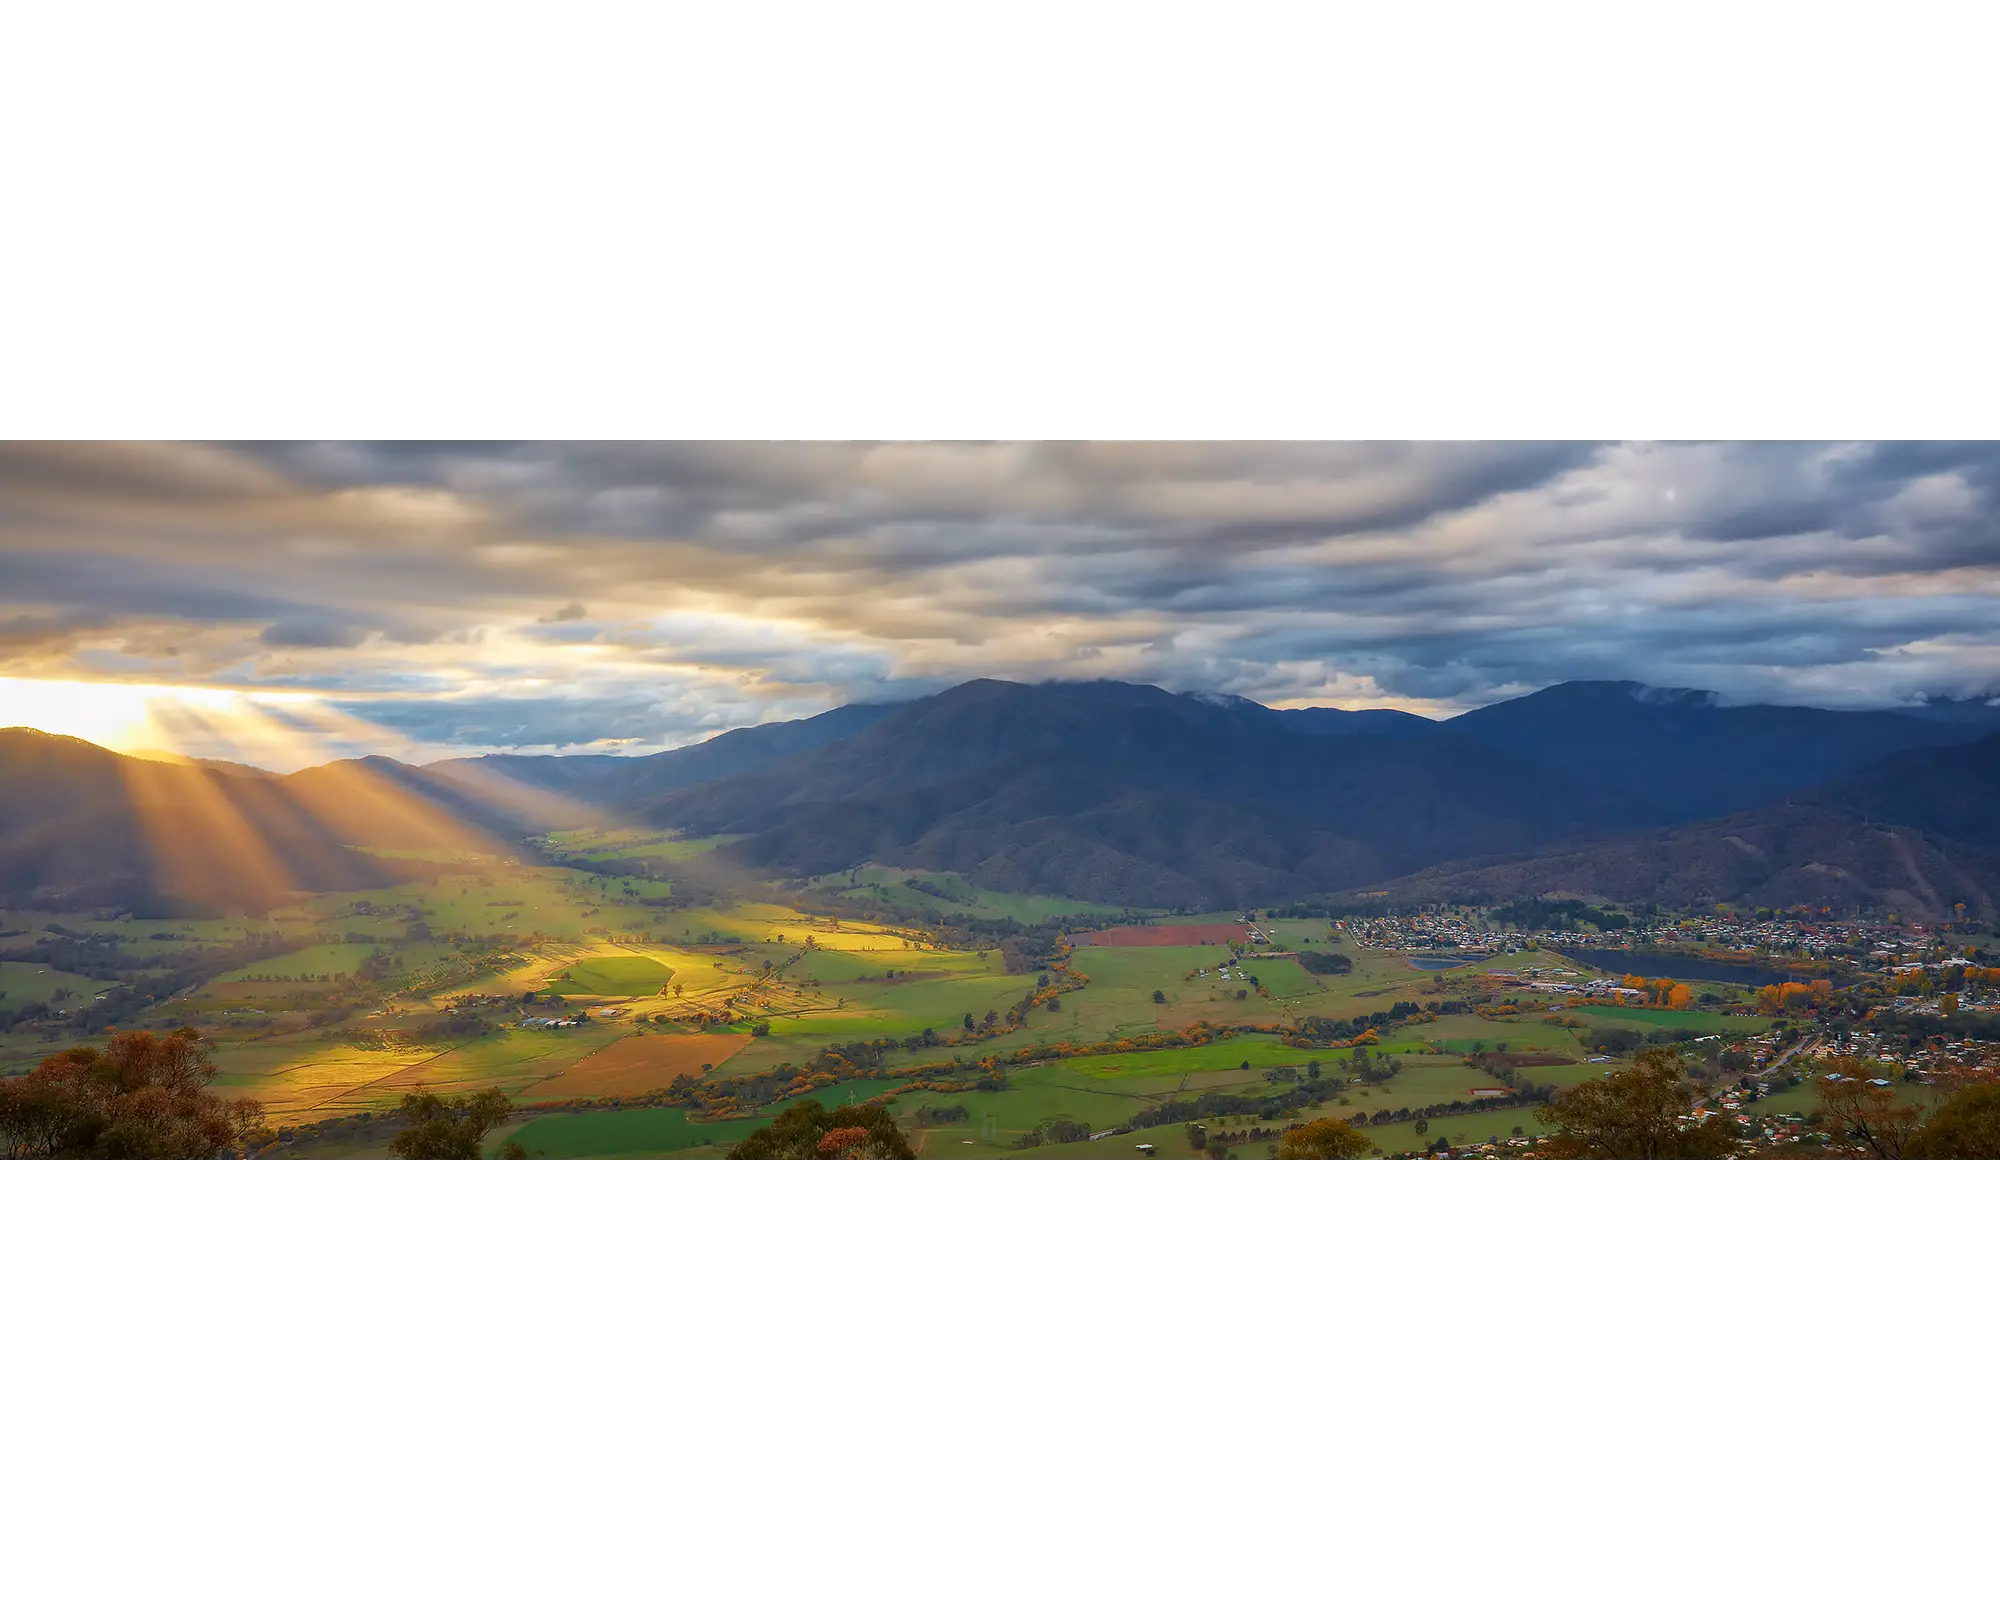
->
260 616 371 649
2 441 1999 753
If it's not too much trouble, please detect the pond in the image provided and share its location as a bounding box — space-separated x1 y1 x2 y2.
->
1405 954 1481 970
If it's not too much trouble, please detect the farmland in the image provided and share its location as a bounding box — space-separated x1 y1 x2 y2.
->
0 833 1808 1158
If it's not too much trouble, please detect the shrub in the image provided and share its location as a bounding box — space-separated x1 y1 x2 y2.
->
730 1101 914 1160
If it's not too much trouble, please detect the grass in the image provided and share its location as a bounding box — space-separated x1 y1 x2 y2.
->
825 866 1118 924
1054 1034 1335 1079
217 941 378 981
1566 1005 1768 1033
495 1105 758 1159
0 960 119 1007
1366 1107 1547 1155
549 954 673 996
12 835 1820 1163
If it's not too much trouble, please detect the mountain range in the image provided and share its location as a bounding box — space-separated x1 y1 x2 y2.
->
3 678 1996 917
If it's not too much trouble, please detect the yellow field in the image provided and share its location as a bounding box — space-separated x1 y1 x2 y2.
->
519 1032 748 1102
214 1042 440 1121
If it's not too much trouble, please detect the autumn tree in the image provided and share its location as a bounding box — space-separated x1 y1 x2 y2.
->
389 1089 514 1159
1536 1047 1737 1159
1275 1118 1374 1159
1904 1083 2000 1160
1813 1066 1922 1159
729 1100 914 1160
0 1028 265 1159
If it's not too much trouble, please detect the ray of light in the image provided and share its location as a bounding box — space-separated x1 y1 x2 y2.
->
115 746 305 912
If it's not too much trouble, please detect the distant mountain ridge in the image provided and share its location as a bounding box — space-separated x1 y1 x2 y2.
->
1444 679 1986 821
1 676 1994 914
424 701 898 809
639 678 1642 906
628 678 1998 910
1359 734 2000 918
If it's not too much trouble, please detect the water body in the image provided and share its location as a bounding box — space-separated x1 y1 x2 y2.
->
1569 948 1800 989
1405 954 1481 970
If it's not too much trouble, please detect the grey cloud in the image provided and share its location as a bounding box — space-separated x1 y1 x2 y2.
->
260 616 371 649
3 442 2000 753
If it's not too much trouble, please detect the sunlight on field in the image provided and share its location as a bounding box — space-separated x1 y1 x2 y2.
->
520 1033 747 1102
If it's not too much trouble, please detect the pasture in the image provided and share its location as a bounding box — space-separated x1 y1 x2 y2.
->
1566 1004 1766 1033
494 1105 747 1159
830 866 1113 924
0 961 118 1007
0 821 1812 1162
218 941 378 981
549 954 674 996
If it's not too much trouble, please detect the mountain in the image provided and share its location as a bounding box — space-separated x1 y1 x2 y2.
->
1445 680 1985 822
1188 694 1439 741
0 703 910 914
1353 804 2000 920
1357 735 2000 918
642 680 1642 907
1897 695 2000 729
1812 732 2000 846
0 730 439 914
422 701 900 814
276 755 574 845
8 678 1995 917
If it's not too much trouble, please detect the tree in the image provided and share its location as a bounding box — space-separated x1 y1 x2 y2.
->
1275 1118 1374 1159
730 1100 914 1160
963 1012 975 1031
1152 990 1167 1005
1536 1048 1737 1159
1814 1068 1922 1159
1413 1117 1429 1139
1905 1083 2000 1159
390 1089 514 1159
0 1028 265 1159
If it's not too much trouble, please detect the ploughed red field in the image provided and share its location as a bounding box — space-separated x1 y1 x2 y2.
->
1073 922 1247 947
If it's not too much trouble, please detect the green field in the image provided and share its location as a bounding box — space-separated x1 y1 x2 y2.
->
1567 1005 1767 1033
550 955 674 996
494 1105 753 1158
0 961 118 1007
220 941 379 981
828 866 1120 924
2 819 1839 1161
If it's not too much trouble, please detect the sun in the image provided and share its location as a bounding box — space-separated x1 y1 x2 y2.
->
0 676 336 766
0 677 176 750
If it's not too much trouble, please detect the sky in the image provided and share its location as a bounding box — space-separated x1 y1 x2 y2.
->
2 440 1997 766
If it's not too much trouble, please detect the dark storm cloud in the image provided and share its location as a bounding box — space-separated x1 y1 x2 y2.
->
1 441 1998 753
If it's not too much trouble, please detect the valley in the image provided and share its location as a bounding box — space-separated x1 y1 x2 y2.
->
14 822 1985 1159
5 673 1997 1159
